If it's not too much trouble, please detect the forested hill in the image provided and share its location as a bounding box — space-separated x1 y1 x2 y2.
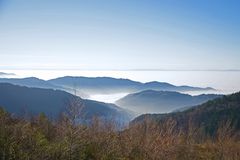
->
131 92 240 136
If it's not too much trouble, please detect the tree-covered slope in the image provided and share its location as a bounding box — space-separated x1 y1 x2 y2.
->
131 92 240 135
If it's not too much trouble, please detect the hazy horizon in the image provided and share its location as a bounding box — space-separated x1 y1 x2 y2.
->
1 69 240 95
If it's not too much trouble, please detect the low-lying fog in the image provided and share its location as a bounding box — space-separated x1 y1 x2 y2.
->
88 93 129 103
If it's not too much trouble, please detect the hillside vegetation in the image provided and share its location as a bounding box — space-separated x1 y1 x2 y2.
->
0 92 240 159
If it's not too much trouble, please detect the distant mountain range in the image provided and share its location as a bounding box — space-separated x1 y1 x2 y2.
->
0 76 219 123
0 76 216 98
0 77 88 98
0 72 16 78
48 76 215 95
116 90 221 114
131 92 240 136
0 77 61 90
0 83 133 125
0 72 15 76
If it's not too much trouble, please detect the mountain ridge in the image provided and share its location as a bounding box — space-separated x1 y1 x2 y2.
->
48 76 216 95
0 83 133 124
0 76 216 99
116 90 221 114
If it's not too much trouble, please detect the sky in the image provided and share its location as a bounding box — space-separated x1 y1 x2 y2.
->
0 0 240 71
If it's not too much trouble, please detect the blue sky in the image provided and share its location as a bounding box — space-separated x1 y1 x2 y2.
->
0 0 240 70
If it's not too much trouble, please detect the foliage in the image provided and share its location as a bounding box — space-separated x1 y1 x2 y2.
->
0 106 240 160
